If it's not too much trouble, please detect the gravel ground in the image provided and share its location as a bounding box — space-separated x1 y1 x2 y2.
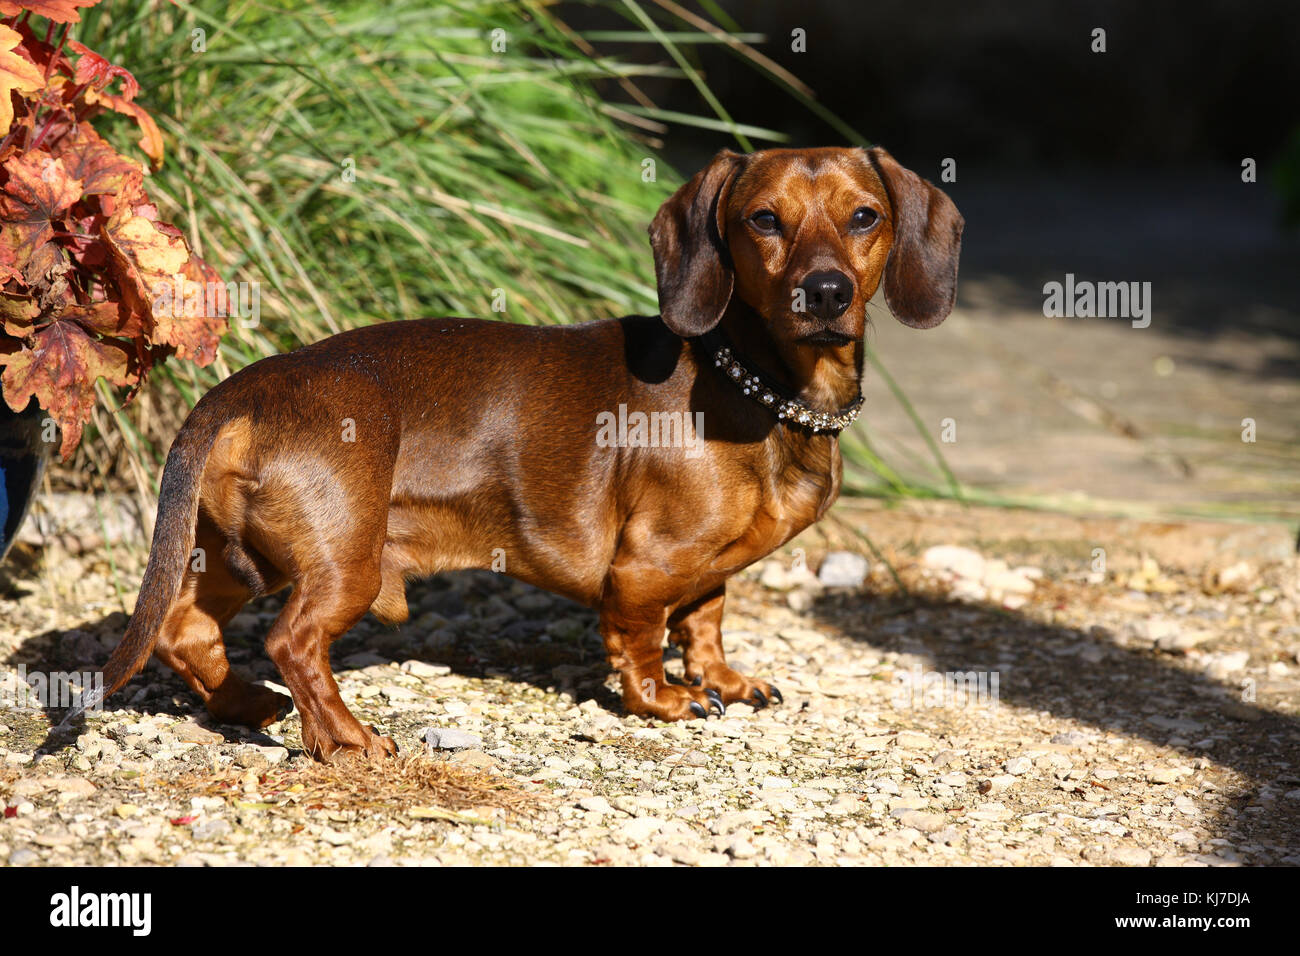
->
1 500 1297 867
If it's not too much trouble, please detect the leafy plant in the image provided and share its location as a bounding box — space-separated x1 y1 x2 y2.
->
0 0 225 459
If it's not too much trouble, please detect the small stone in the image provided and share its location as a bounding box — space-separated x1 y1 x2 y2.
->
893 809 946 833
818 551 869 588
1005 757 1032 776
1111 847 1153 866
1208 561 1255 594
401 660 451 678
1050 732 1091 747
617 817 663 843
173 722 223 745
320 827 353 846
921 545 986 581
192 819 232 842
988 774 1019 793
424 727 483 751
1148 767 1193 785
447 749 498 771
8 848 38 866
113 804 139 819
727 837 760 860
578 796 615 815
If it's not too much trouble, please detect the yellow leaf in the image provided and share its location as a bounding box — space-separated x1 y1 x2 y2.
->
0 24 44 134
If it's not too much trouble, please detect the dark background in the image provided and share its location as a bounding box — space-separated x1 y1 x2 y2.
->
567 0 1300 177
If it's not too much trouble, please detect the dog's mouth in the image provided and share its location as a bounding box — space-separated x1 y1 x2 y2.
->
798 329 856 347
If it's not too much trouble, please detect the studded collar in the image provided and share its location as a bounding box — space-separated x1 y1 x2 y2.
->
699 329 864 434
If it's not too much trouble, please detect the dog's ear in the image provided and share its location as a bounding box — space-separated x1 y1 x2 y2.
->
865 146 964 330
649 149 744 337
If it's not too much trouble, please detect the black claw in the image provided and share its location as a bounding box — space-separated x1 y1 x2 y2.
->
770 686 784 704
705 688 725 716
690 676 703 687
689 701 708 718
752 688 768 709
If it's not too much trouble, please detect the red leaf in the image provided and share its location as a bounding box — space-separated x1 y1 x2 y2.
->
66 39 140 101
3 805 16 818
0 311 132 458
51 123 142 199
0 151 84 279
169 815 196 826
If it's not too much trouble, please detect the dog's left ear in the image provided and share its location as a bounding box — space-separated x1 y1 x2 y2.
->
649 149 744 337
865 147 964 329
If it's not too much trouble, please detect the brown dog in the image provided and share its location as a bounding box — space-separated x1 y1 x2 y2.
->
84 146 962 760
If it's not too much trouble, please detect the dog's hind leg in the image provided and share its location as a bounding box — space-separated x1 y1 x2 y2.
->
153 520 291 728
263 569 396 761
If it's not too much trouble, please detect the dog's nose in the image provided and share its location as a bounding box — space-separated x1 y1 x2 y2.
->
798 270 854 321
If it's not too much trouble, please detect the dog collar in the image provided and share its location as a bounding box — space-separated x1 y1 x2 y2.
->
704 333 864 434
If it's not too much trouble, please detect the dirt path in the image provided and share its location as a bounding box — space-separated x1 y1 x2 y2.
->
859 173 1300 520
2 501 1296 866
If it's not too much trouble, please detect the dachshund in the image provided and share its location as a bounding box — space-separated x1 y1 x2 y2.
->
83 146 962 760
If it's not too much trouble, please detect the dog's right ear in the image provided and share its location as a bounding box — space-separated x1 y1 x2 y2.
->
649 150 744 338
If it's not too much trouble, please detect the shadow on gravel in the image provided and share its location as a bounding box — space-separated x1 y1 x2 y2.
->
803 587 1300 864
9 565 1298 860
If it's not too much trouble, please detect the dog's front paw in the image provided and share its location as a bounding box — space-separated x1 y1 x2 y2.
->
689 665 783 710
622 680 726 722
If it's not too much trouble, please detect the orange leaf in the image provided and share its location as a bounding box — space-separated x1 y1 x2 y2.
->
0 289 37 336
0 1 102 25
0 24 44 134
0 313 132 459
83 87 163 168
102 209 226 364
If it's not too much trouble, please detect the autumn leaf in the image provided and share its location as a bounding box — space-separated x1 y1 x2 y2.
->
0 0 102 25
0 151 83 278
0 289 37 336
67 39 140 100
0 24 44 134
0 313 132 458
103 209 226 364
52 122 142 198
83 87 163 168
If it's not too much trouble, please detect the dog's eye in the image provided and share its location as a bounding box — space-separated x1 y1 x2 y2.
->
850 207 879 231
750 210 780 234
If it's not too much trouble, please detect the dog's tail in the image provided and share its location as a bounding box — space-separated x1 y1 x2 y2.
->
60 413 220 726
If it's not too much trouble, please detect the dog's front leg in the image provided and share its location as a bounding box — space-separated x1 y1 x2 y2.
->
598 597 724 721
667 586 783 709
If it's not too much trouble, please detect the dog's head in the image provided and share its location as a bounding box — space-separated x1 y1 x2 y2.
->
649 146 963 347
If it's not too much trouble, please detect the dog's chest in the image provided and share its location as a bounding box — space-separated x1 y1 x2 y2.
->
708 438 840 573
